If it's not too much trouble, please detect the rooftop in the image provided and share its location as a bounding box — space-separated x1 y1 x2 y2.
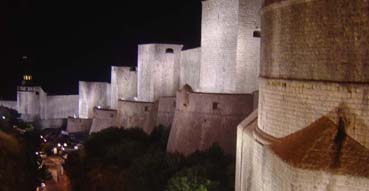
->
271 116 369 177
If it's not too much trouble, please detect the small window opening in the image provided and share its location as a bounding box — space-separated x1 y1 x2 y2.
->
35 92 39 95
212 102 219 110
165 48 174 53
253 31 261 38
144 106 149 112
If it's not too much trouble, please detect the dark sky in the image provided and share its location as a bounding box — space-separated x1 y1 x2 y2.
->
0 0 202 100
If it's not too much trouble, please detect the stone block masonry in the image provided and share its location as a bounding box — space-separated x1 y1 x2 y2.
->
110 66 137 109
138 44 183 102
236 0 369 190
89 107 118 133
167 85 255 156
78 81 111 118
117 99 158 134
180 48 201 91
156 97 176 128
47 95 79 119
200 0 261 94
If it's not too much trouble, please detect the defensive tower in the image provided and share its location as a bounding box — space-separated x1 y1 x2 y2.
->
236 0 369 190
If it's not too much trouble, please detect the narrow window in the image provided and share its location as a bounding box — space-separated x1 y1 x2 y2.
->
165 48 174 54
253 31 261 38
144 106 149 112
212 102 219 110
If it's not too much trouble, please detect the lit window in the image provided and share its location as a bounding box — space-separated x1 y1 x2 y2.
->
23 75 32 81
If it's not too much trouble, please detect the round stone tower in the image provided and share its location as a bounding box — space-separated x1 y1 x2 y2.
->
259 0 369 147
236 0 369 190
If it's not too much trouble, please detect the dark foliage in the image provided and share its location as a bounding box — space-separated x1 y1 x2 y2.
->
65 126 234 191
0 109 47 191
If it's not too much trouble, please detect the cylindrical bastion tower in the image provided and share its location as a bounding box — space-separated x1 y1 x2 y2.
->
259 0 369 147
236 0 369 190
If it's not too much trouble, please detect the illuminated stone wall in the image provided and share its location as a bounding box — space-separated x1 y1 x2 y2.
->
259 78 369 148
236 118 369 191
137 44 183 102
36 119 67 129
260 0 369 82
156 97 176 128
180 48 201 91
236 0 261 93
46 95 79 119
17 86 47 121
117 100 158 134
167 86 255 155
258 0 369 147
199 0 261 94
110 66 137 109
78 81 111 118
66 117 92 133
0 101 17 110
237 0 369 190
89 108 118 133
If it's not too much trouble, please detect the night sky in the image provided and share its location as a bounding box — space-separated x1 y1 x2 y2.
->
0 0 202 100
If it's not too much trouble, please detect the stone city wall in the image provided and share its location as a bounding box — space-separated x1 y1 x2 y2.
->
0 100 17 110
236 111 369 191
258 78 369 148
36 119 67 129
47 95 79 119
200 0 261 94
66 117 92 133
156 97 176 128
260 0 369 83
180 48 201 91
117 99 158 134
167 86 255 156
200 0 239 93
17 86 47 121
0 101 17 110
137 44 183 102
236 126 369 191
110 66 137 109
78 81 111 118
235 0 261 93
89 108 118 133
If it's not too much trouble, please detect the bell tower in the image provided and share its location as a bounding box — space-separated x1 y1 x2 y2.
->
20 56 33 86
